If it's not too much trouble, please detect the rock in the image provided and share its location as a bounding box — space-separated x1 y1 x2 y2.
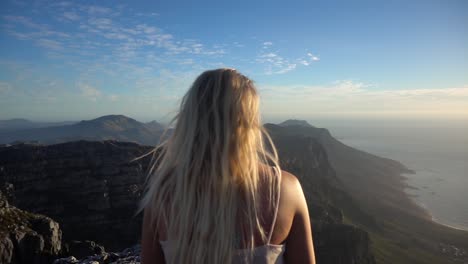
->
53 256 78 264
30 216 62 255
52 245 140 264
67 240 105 260
0 141 152 251
0 237 13 263
14 232 45 263
0 190 63 264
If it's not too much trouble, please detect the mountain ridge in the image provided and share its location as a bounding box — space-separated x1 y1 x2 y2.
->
278 119 314 128
0 115 164 145
0 119 76 131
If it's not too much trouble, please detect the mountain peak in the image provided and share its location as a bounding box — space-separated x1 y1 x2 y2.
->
278 119 314 128
145 120 164 131
78 115 142 132
90 115 134 122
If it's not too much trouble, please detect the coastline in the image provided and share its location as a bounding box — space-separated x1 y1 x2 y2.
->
401 171 468 232
335 135 468 235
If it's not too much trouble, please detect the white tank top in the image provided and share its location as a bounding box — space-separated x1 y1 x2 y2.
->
159 167 285 263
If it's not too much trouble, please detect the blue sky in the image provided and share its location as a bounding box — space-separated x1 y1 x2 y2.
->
0 0 467 122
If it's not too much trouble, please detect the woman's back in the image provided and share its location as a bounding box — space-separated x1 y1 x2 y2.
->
160 166 285 263
139 69 315 264
146 167 315 263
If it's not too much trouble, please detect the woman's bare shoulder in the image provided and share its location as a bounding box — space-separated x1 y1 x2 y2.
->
280 170 302 193
278 170 304 212
279 170 316 263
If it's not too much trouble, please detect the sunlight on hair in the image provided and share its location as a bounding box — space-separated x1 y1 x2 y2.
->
138 69 281 264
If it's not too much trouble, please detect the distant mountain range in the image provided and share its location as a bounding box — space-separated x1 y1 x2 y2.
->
0 115 165 145
0 118 76 131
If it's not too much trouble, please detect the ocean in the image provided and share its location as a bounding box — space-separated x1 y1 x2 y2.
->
311 118 468 231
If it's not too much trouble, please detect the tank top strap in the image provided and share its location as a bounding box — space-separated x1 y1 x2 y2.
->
267 166 282 244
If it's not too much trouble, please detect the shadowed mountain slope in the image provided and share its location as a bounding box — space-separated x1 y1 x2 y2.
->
0 119 76 132
0 115 164 146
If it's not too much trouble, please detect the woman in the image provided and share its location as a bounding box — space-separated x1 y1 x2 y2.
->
139 68 316 264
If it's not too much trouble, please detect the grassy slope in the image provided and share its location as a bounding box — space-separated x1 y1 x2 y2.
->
369 218 468 264
331 143 468 263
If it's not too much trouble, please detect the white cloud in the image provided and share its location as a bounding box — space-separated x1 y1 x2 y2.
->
3 15 47 31
256 52 297 75
4 3 225 68
299 60 309 66
37 39 63 50
78 83 102 101
233 42 244 48
62 12 80 21
108 94 119 101
260 82 468 118
0 81 13 94
86 5 114 15
307 53 320 61
88 18 113 30
136 24 158 34
136 12 159 17
262 53 277 58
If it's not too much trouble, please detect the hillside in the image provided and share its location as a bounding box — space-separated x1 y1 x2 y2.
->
0 119 76 132
267 120 468 263
0 115 164 146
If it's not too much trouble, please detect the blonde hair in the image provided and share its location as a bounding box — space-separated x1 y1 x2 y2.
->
139 68 280 264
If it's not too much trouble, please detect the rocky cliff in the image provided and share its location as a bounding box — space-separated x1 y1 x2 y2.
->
0 138 375 263
0 141 153 251
0 190 62 264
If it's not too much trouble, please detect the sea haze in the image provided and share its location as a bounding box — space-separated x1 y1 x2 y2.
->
311 118 468 231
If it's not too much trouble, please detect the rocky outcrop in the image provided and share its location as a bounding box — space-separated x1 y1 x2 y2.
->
0 190 62 264
0 140 153 251
65 240 105 260
53 244 141 264
0 137 375 263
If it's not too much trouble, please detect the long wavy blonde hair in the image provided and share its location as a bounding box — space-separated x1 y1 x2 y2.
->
139 68 280 264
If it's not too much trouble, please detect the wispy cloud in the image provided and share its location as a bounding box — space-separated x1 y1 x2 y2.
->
37 39 63 50
62 12 80 21
255 42 320 74
84 5 115 15
233 42 244 48
108 94 119 101
256 52 297 74
0 81 13 94
260 82 468 117
307 53 320 61
78 83 102 101
263 41 273 48
3 2 226 71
